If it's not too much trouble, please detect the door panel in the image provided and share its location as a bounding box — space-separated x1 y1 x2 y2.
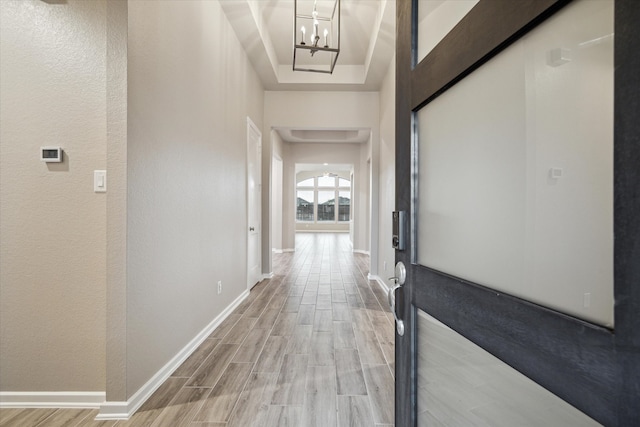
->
395 0 640 426
417 0 614 327
247 117 262 289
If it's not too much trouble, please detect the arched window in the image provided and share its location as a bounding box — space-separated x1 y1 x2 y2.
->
296 174 351 223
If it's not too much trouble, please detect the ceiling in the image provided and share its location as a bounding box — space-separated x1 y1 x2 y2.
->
220 0 396 92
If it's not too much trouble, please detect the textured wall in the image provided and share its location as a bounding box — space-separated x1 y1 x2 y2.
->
0 0 107 391
126 0 264 394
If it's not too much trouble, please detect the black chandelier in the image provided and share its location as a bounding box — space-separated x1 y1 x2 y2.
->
293 0 341 74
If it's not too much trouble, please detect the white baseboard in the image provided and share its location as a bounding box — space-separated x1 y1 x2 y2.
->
263 272 274 279
0 392 106 409
272 248 283 254
353 249 370 256
282 248 295 253
96 289 250 420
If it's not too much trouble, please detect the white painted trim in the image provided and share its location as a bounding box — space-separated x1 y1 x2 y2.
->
263 272 274 279
282 248 295 253
96 289 250 420
353 249 370 256
0 392 105 409
272 248 283 254
369 274 390 294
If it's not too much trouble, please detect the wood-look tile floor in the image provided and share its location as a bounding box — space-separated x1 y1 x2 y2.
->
0 233 395 427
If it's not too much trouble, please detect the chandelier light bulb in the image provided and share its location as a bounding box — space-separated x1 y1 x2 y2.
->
300 25 306 44
324 28 329 47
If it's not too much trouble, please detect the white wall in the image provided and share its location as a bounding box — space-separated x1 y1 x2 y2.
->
0 0 107 393
271 156 283 252
263 91 380 273
377 55 396 288
126 0 264 394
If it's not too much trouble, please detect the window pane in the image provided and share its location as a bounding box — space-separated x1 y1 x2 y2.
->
416 0 613 326
297 178 314 187
338 178 350 187
297 190 314 221
317 175 335 187
317 190 335 222
338 190 350 222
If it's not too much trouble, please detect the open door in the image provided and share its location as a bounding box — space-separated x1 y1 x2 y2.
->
393 0 640 425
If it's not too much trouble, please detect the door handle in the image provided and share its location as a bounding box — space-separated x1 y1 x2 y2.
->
388 281 405 336
249 227 255 231
388 262 406 336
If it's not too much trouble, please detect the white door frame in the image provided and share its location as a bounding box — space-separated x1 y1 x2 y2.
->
247 117 262 290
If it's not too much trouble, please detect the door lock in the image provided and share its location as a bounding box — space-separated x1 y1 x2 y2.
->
388 262 406 336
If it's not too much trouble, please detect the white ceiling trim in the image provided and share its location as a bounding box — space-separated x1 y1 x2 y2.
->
220 0 395 91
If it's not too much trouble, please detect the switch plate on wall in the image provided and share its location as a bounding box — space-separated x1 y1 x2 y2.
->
94 170 107 193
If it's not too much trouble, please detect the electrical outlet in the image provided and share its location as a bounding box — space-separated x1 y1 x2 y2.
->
217 281 222 295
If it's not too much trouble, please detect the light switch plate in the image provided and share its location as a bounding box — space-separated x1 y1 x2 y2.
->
94 170 107 193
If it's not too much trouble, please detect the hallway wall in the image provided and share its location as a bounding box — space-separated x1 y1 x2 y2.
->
377 55 396 289
0 0 107 393
126 0 264 395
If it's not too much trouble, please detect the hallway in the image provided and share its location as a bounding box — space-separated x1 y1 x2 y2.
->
0 233 395 427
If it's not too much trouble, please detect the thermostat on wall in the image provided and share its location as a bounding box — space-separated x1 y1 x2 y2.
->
41 146 62 162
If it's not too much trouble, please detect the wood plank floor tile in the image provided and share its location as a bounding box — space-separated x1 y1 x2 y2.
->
242 294 270 318
172 338 221 377
303 365 338 427
209 314 241 339
220 316 257 344
362 364 395 425
75 410 117 427
253 307 280 330
186 344 239 387
226 372 277 427
337 395 374 427
271 354 309 405
332 302 351 321
372 314 395 366
232 328 269 363
301 291 317 305
0 408 56 427
351 308 374 331
288 324 313 354
309 331 335 366
193 363 253 423
282 296 302 313
335 348 368 396
316 294 332 310
347 293 365 308
118 377 188 426
254 335 289 373
149 387 208 427
31 408 92 426
297 304 315 325
354 328 387 366
313 309 333 332
333 321 357 349
265 405 302 427
332 289 347 303
271 312 298 336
